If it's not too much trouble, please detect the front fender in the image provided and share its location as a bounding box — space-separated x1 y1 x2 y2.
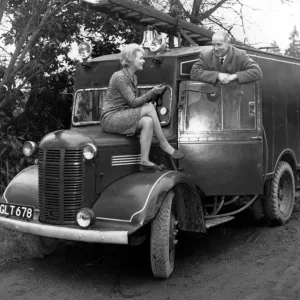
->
2 165 39 208
93 170 203 229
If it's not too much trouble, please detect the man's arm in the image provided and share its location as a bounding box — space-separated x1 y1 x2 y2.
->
235 55 263 84
190 54 219 84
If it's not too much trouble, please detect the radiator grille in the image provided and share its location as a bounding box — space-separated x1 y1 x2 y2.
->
38 149 84 224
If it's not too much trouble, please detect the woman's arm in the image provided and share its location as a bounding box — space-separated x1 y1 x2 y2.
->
113 73 154 108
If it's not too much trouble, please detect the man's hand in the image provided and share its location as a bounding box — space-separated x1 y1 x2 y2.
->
218 73 230 84
218 73 238 84
228 74 238 83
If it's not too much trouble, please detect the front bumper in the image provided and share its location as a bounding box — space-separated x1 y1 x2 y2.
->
0 216 128 245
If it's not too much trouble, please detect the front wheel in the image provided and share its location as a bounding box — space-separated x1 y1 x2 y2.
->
36 236 59 256
150 190 177 279
264 161 295 225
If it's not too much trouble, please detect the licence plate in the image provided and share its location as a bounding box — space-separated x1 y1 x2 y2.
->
0 203 34 220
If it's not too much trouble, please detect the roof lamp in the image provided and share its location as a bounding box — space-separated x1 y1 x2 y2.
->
78 42 92 60
150 35 167 54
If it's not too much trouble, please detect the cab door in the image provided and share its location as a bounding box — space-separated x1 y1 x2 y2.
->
178 81 264 196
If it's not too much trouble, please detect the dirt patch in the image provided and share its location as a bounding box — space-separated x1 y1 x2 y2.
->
0 193 300 300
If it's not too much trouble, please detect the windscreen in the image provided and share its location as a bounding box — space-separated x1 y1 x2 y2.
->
72 89 106 125
72 86 172 126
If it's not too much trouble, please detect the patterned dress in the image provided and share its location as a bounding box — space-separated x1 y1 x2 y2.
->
100 69 155 135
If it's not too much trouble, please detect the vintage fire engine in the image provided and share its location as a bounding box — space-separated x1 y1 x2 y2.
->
1 0 299 278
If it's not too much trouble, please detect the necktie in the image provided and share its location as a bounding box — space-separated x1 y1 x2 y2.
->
219 57 224 66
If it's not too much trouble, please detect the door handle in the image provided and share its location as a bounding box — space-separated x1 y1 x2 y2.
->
250 136 262 140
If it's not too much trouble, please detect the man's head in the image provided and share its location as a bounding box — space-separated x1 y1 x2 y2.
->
212 31 231 57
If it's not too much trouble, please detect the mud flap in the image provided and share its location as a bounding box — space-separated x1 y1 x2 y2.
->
174 185 206 233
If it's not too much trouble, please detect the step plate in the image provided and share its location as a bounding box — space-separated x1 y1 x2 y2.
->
205 216 235 229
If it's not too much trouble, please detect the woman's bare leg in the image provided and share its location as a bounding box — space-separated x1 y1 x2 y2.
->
140 103 174 155
137 116 155 166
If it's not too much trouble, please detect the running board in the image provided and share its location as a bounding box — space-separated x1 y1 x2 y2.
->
205 216 235 229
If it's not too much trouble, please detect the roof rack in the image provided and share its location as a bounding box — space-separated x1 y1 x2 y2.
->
81 0 214 46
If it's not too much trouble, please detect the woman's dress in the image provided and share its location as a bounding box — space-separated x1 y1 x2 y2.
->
100 69 155 135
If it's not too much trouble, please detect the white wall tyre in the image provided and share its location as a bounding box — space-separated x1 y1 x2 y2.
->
264 161 295 225
150 190 177 279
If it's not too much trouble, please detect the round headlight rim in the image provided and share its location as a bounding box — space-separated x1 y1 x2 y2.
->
22 141 38 157
83 143 98 160
76 208 95 229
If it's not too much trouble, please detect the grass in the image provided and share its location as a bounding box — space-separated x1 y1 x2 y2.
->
0 228 42 269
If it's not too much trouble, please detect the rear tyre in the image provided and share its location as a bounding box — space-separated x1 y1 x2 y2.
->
150 190 177 279
264 161 295 225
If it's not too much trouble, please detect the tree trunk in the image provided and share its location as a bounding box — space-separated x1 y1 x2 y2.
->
191 0 203 24
0 0 8 25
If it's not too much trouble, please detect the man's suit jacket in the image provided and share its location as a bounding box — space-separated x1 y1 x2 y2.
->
190 46 263 84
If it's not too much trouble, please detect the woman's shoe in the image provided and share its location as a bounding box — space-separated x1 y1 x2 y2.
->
170 149 185 159
160 146 185 159
139 163 166 172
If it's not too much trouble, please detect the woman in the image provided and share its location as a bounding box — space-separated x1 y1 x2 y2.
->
100 43 184 171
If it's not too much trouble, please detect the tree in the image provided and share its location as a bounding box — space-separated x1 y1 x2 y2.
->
285 26 300 58
0 0 142 111
269 41 281 55
0 0 142 193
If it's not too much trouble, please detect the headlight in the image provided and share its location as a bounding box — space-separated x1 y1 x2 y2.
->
76 208 95 228
78 42 92 60
83 143 97 160
22 141 38 157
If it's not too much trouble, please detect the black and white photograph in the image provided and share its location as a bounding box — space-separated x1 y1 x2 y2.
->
1 0 300 299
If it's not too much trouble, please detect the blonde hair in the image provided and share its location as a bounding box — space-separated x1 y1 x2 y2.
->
120 43 144 67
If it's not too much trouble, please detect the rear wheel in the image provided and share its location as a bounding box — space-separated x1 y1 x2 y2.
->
264 161 295 225
150 190 177 279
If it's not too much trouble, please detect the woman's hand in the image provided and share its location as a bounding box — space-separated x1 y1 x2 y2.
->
152 84 165 95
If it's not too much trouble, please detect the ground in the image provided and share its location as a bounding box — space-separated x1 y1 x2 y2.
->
0 193 300 300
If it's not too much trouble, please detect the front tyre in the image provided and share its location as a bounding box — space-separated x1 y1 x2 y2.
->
36 236 59 256
264 161 295 225
150 190 177 279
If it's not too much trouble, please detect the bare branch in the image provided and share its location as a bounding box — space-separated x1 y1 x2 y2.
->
199 0 229 22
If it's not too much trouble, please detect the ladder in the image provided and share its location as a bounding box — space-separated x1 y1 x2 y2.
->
81 0 214 46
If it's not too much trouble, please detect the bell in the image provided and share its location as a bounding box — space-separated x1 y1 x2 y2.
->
141 27 158 49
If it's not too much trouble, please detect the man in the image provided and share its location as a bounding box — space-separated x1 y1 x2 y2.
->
190 31 263 84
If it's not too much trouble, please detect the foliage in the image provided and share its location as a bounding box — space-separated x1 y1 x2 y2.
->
268 41 281 55
285 26 300 58
0 0 142 193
